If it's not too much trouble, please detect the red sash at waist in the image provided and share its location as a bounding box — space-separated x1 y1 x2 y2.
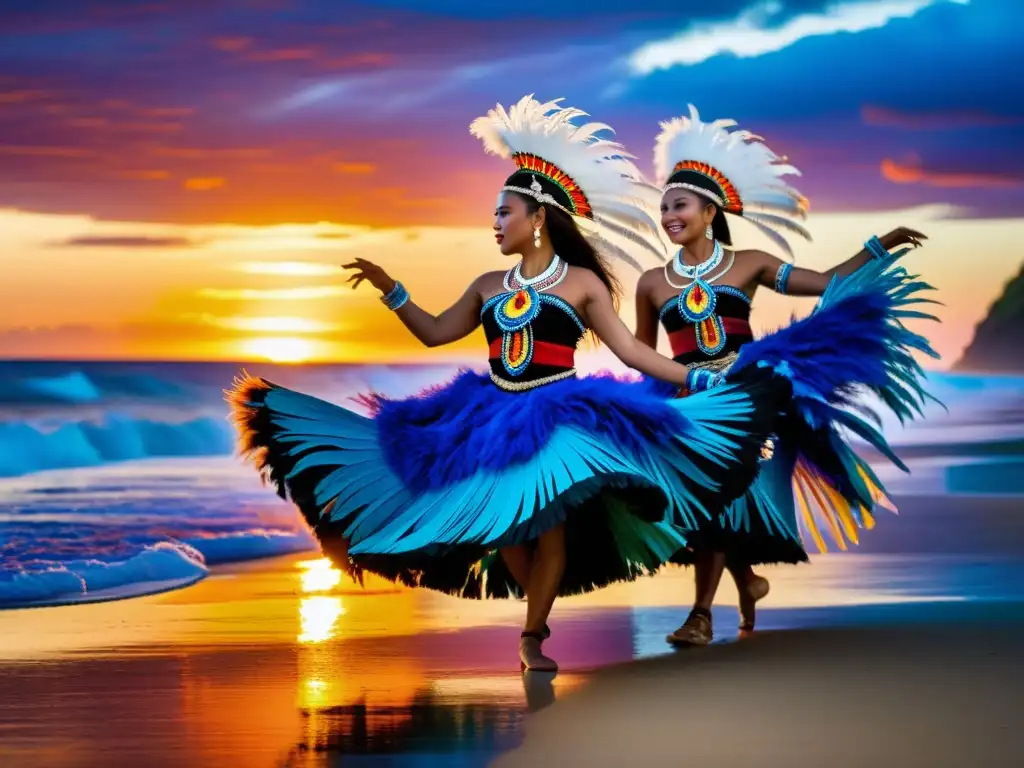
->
488 337 575 368
668 318 752 357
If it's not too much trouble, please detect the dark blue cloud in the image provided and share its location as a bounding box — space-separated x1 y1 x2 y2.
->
596 0 1022 215
0 0 1020 220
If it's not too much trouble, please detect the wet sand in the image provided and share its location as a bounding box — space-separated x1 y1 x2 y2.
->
2 492 1023 766
497 601 1024 768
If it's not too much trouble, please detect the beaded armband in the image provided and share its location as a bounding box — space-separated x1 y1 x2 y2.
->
380 281 410 311
774 262 792 294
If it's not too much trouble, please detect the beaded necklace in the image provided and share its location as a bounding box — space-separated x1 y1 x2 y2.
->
663 241 737 356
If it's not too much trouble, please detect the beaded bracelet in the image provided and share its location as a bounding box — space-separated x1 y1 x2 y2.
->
685 368 723 393
864 235 892 262
774 262 792 294
380 281 410 311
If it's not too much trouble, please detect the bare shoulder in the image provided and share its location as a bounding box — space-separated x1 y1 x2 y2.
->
637 266 665 293
733 249 778 270
473 270 507 291
565 263 603 287
732 248 771 263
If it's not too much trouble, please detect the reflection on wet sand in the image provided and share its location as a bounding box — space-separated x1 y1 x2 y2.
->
284 560 590 764
0 555 586 767
5 496 1024 768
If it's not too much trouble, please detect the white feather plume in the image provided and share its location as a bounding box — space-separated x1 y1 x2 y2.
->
470 95 669 269
653 104 811 257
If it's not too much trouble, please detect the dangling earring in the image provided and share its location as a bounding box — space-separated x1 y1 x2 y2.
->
534 227 542 249
705 224 714 240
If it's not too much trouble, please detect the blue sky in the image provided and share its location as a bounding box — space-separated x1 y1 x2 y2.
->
0 0 1020 224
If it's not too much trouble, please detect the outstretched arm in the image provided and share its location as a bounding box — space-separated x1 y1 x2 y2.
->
634 270 661 349
342 258 483 348
754 226 926 297
583 272 692 387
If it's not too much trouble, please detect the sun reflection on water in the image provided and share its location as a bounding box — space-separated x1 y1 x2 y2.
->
296 559 345 644
298 596 344 644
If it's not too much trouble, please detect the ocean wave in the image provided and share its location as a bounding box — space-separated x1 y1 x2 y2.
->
0 414 235 478
0 365 193 407
0 361 465 479
0 540 208 608
0 458 318 610
0 360 462 409
0 531 316 609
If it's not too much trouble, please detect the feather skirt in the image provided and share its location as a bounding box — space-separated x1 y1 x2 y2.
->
225 368 788 598
654 248 939 567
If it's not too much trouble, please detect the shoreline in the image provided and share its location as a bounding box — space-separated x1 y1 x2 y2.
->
3 546 1023 767
496 600 1024 768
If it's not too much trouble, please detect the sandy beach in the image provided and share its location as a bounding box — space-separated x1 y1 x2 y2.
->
498 601 1024 768
2 489 1023 768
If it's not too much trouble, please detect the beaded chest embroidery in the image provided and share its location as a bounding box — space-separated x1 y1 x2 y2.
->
494 286 540 376
483 257 583 378
663 284 750 357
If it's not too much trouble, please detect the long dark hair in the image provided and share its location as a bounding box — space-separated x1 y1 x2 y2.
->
709 205 733 246
518 193 622 310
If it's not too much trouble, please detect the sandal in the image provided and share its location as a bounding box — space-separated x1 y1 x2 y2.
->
666 607 713 647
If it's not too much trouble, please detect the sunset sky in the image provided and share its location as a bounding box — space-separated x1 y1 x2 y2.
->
2 0 1021 366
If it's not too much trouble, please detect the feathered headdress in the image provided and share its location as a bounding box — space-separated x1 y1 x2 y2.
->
470 95 667 271
653 104 811 258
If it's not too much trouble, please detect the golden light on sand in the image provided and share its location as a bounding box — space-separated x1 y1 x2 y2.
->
298 596 345 644
241 335 315 363
298 558 342 593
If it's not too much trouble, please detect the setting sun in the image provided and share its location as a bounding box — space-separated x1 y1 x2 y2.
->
241 336 316 363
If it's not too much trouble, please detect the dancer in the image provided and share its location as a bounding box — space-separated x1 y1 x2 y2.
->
634 105 938 644
227 96 790 673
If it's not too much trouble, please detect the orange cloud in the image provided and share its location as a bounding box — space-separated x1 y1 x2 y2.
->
0 145 95 158
52 235 195 248
143 106 195 118
210 36 387 70
98 100 194 119
67 116 182 134
185 313 344 333
66 117 111 129
321 52 392 70
197 286 347 301
0 89 50 104
117 170 171 181
881 158 1023 188
0 321 245 361
211 36 253 52
862 105 1023 130
332 162 376 175
152 147 271 159
116 120 183 134
184 177 226 191
247 48 317 62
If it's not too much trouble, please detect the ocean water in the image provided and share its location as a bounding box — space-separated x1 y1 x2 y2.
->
1 360 1022 610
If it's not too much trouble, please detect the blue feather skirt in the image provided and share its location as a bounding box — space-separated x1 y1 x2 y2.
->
226 367 789 598
655 249 940 567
